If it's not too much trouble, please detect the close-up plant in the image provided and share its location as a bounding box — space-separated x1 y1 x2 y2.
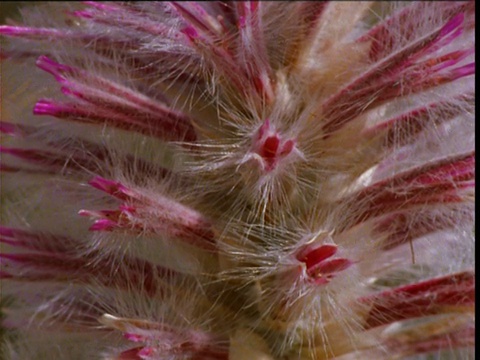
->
0 2 475 359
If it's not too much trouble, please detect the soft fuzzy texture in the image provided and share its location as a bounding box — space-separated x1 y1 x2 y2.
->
0 2 475 359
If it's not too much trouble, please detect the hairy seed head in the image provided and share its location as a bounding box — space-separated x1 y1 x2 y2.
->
0 2 475 359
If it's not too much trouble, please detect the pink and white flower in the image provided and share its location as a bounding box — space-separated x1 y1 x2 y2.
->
0 2 475 359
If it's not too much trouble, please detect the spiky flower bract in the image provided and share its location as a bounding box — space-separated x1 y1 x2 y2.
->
0 2 475 359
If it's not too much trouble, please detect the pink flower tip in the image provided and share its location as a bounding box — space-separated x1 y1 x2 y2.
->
182 26 199 40
138 347 155 357
124 333 144 343
33 100 60 116
296 243 338 269
89 219 117 232
296 244 354 285
36 56 77 84
0 25 25 36
248 119 301 171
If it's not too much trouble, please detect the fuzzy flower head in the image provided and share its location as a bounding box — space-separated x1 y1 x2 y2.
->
0 2 475 359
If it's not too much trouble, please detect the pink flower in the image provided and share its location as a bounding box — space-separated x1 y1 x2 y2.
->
0 2 474 359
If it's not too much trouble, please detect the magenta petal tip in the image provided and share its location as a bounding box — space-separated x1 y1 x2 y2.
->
89 219 117 232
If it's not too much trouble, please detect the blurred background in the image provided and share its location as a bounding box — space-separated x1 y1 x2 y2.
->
1 2 35 23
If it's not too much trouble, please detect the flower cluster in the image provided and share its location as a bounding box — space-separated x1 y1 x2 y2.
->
0 2 475 359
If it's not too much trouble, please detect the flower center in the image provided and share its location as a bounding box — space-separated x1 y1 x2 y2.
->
247 119 299 172
296 244 354 285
